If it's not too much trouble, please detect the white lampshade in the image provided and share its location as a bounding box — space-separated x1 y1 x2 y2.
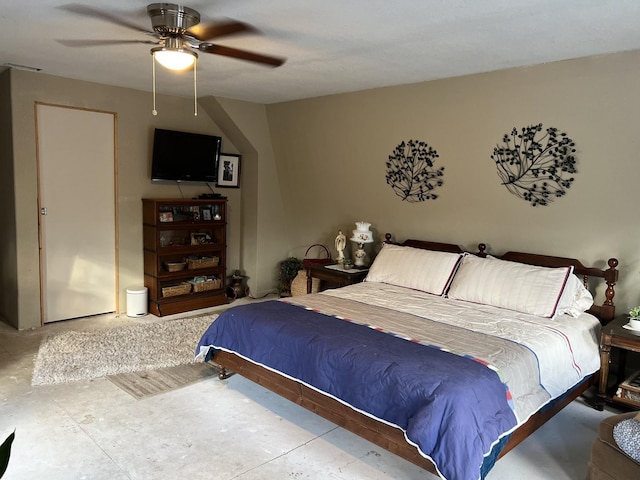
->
351 231 374 243
350 221 374 244
152 48 197 71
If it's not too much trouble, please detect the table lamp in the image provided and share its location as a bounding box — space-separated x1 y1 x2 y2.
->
350 221 374 267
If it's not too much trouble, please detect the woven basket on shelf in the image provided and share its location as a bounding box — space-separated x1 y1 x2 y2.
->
162 282 191 297
291 270 320 296
189 278 222 292
164 261 186 272
186 256 219 269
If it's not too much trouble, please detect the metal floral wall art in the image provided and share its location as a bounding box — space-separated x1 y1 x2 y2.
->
386 139 444 202
491 123 577 207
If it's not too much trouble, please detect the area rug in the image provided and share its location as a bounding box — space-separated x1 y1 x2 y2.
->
107 362 219 399
31 315 217 386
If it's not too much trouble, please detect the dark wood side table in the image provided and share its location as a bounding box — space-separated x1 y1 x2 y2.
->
305 264 369 294
597 315 640 410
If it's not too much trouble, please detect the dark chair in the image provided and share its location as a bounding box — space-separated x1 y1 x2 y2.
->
587 411 640 479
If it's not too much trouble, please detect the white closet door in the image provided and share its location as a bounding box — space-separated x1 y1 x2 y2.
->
36 104 116 323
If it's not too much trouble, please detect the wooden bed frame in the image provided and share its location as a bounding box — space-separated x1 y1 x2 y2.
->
212 236 619 476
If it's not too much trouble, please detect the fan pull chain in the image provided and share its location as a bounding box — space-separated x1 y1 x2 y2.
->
150 52 197 116
193 57 198 116
152 55 158 116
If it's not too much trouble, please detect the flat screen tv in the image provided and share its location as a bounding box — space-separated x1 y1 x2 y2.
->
151 128 222 183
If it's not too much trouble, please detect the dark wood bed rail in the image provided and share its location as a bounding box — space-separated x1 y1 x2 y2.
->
213 351 595 475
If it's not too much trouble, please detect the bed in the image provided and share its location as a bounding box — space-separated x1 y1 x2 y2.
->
196 236 619 480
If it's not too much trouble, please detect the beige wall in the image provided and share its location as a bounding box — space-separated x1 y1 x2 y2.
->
201 97 289 296
0 69 18 328
3 70 244 329
267 50 640 312
3 48 640 328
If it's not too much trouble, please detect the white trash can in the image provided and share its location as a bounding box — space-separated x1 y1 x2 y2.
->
126 286 148 317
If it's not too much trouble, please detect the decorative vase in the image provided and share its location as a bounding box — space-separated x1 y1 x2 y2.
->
227 274 247 300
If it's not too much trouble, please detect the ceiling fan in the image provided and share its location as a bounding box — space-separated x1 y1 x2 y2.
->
58 3 286 69
58 3 285 115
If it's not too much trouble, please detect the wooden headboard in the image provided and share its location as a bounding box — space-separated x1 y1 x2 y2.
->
383 234 619 324
383 233 465 253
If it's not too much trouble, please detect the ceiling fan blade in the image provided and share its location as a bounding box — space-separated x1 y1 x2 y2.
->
57 39 158 47
200 44 286 67
187 20 257 42
59 3 153 35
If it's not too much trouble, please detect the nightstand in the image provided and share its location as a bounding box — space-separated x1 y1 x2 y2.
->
305 263 369 294
597 315 640 410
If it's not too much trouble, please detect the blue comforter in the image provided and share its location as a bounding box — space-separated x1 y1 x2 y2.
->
197 300 517 480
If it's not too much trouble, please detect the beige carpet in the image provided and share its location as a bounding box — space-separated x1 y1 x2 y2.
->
32 315 218 386
107 362 219 399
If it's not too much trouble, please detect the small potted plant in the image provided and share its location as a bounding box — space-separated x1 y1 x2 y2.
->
628 306 640 330
278 257 303 296
343 259 354 270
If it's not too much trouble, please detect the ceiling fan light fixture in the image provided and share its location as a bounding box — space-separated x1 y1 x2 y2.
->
152 46 197 71
150 38 199 116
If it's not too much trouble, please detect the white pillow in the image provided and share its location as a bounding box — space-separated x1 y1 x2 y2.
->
447 254 572 318
556 274 594 317
365 243 462 296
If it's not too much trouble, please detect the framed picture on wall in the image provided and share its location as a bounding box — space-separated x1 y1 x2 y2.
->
217 153 241 188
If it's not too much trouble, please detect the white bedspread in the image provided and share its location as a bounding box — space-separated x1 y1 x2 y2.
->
300 282 601 424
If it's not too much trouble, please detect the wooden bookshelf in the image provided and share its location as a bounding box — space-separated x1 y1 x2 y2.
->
143 198 228 316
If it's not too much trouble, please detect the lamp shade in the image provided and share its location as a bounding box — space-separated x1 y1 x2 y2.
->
350 221 374 244
152 47 197 71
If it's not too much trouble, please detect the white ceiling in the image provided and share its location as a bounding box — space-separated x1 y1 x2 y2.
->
2 0 640 104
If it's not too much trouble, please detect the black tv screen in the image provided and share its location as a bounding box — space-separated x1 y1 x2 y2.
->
151 128 222 183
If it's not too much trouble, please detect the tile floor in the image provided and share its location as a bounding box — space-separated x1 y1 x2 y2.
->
0 299 624 480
